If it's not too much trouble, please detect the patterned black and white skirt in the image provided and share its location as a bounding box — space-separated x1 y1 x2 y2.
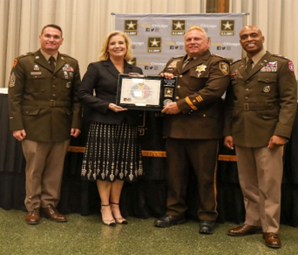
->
81 122 143 182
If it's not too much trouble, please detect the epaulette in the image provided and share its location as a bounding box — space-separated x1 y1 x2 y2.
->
60 53 77 60
231 59 241 65
18 52 34 59
211 53 225 59
172 55 184 60
272 54 289 60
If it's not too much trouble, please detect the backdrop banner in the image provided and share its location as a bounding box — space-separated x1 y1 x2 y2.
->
115 13 245 75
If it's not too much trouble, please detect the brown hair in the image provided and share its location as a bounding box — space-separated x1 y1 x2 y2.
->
41 24 63 37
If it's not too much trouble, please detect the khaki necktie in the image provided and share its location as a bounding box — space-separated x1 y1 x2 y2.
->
49 56 55 71
183 57 193 69
246 58 253 74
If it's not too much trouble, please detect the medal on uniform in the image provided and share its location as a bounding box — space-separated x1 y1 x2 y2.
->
66 82 71 88
263 86 271 93
64 71 69 79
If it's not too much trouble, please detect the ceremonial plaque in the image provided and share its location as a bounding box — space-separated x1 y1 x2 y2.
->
116 74 178 111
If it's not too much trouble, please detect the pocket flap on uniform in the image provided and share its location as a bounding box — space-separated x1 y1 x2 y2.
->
257 73 277 83
22 108 40 115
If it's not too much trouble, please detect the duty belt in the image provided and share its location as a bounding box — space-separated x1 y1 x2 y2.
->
23 100 70 107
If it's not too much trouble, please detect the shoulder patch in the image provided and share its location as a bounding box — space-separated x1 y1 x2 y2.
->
219 61 229 75
167 59 180 68
288 61 295 72
13 59 18 67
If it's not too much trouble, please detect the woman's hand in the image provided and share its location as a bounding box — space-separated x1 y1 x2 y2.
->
160 72 174 79
109 103 127 112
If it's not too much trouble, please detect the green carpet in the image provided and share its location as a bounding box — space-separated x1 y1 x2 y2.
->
0 208 297 255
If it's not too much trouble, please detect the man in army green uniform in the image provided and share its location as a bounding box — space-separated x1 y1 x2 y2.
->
154 26 230 234
8 24 82 225
224 26 297 248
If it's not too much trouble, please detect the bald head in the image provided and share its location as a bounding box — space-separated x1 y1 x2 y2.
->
239 25 263 37
239 25 265 58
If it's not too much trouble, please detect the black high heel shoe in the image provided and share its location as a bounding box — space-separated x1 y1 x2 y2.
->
110 202 128 224
101 204 116 227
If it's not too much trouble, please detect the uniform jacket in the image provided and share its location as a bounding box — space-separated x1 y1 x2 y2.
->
224 51 297 147
8 49 82 142
78 58 143 125
162 50 230 139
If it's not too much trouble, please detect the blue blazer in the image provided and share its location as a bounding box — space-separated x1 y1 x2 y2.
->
78 58 143 125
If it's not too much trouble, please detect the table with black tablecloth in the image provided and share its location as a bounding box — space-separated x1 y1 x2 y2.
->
1 91 297 226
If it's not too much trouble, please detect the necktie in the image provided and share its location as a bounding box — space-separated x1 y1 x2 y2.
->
246 58 253 74
49 56 55 71
183 57 193 68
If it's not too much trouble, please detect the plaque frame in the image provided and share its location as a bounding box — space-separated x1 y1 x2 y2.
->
116 74 178 111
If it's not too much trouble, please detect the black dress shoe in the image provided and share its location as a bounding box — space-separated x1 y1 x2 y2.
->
199 220 215 234
154 215 185 228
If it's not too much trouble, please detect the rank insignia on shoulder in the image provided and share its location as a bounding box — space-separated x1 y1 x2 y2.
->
272 54 288 60
219 61 229 75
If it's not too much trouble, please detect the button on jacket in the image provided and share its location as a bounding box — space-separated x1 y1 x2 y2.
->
224 51 297 147
162 50 230 139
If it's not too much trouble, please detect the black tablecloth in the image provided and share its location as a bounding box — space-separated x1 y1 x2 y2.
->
1 93 298 226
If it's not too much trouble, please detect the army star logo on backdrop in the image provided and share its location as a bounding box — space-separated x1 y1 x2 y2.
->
129 57 137 66
124 20 138 35
147 37 162 53
220 20 235 36
116 14 244 75
171 20 186 35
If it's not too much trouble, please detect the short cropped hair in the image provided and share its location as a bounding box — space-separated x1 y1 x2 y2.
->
99 30 133 61
41 24 63 37
185 25 208 39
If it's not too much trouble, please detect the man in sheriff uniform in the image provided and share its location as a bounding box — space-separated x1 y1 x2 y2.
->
224 25 297 248
154 25 230 234
8 24 82 225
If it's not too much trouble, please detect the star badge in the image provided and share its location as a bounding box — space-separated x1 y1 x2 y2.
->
196 65 207 73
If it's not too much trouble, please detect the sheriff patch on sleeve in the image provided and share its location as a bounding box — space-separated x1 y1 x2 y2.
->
219 61 229 75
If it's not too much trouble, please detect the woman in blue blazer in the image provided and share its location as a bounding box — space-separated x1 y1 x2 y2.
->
78 31 143 226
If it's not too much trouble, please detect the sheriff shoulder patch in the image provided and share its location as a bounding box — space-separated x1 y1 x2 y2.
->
219 61 229 75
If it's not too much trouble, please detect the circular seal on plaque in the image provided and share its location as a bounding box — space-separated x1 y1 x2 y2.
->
131 83 150 99
163 99 173 105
